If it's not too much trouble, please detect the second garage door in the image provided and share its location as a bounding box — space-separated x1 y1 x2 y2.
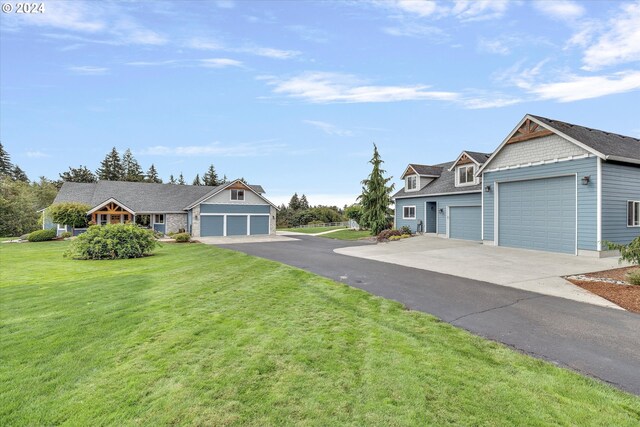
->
498 175 576 254
449 206 481 241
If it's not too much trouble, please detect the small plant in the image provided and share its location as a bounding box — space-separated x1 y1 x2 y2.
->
606 237 640 266
60 231 72 239
399 225 412 235
400 234 411 239
627 269 640 286
27 229 57 242
388 235 402 241
174 232 191 243
377 229 402 242
65 224 157 260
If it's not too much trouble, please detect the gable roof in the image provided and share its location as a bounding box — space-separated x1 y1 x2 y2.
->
401 164 443 179
53 181 269 213
448 150 492 171
184 179 278 210
479 114 640 174
393 160 482 199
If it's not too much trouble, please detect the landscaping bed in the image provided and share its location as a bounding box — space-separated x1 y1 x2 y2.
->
566 267 640 313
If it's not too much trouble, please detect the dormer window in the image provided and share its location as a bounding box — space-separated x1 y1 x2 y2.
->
406 175 417 191
456 165 476 186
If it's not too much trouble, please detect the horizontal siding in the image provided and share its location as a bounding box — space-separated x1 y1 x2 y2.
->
483 156 597 250
200 204 270 214
602 162 640 245
395 193 481 235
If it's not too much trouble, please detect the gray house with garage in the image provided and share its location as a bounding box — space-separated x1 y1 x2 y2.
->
393 114 640 256
49 179 277 237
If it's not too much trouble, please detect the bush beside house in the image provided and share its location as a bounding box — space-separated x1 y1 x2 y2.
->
65 224 157 260
27 229 57 242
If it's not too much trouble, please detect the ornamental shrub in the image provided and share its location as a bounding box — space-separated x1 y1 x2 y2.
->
377 229 402 242
27 229 57 242
399 225 412 235
60 231 72 239
65 224 157 260
606 237 640 266
627 269 640 286
174 232 191 243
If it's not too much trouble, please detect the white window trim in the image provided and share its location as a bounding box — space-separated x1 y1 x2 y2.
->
405 175 418 192
628 200 640 227
403 205 416 219
455 165 477 187
231 189 245 201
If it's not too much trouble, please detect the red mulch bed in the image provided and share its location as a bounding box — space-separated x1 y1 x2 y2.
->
566 266 640 313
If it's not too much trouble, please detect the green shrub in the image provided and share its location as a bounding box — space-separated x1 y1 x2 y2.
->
174 232 191 243
627 269 640 286
377 229 402 242
60 231 72 239
399 225 412 235
65 224 157 260
605 237 640 266
27 229 57 242
49 202 91 229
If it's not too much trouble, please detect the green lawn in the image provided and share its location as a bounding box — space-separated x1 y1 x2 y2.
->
1 242 639 426
278 225 346 234
318 229 373 240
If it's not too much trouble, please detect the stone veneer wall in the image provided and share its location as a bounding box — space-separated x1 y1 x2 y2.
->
166 213 188 234
191 205 201 237
270 206 277 234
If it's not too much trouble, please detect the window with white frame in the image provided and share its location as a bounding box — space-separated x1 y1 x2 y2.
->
154 214 164 224
406 175 417 191
457 165 475 186
628 201 640 227
231 189 245 201
403 206 416 219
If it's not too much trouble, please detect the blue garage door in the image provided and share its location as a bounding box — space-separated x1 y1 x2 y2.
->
498 176 575 254
201 215 224 236
449 206 481 241
227 215 248 236
250 216 269 235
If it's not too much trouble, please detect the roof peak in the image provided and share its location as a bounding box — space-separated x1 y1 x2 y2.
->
529 114 640 143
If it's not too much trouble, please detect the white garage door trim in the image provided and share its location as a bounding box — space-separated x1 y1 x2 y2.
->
494 173 578 255
201 213 270 236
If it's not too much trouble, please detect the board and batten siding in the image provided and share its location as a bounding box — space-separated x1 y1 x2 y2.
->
601 161 640 245
395 192 482 235
483 156 597 250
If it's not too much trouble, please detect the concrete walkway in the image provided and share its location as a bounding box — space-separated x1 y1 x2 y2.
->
335 235 625 309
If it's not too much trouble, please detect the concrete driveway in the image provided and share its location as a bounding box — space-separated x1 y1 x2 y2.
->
197 234 299 245
335 235 625 309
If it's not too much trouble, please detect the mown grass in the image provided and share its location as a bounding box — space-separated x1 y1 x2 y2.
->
319 229 373 240
278 225 346 234
1 241 639 426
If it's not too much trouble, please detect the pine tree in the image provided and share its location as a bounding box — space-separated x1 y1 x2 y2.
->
0 142 13 177
59 165 97 183
289 193 301 211
145 164 162 183
96 147 124 181
358 144 394 235
203 164 220 186
192 174 202 186
222 174 228 183
300 194 310 210
12 165 29 182
169 174 176 184
178 173 186 185
122 149 144 182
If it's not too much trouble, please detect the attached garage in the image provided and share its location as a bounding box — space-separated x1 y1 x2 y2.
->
497 176 576 254
201 215 224 236
448 206 481 241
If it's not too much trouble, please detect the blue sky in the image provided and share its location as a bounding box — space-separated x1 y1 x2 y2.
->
1 0 639 206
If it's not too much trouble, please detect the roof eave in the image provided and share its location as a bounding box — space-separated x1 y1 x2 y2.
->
605 155 640 166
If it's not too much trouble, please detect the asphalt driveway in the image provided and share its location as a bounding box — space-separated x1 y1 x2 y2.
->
219 235 640 395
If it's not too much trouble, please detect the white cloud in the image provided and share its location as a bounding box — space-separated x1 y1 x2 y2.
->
303 120 354 137
186 37 225 51
185 37 300 59
199 58 243 68
450 0 511 22
126 60 180 66
477 38 511 55
25 150 49 158
215 0 235 9
460 96 521 109
382 23 447 39
581 2 640 70
287 25 330 43
392 0 439 17
261 72 460 103
532 0 585 20
136 141 285 157
68 66 109 75
7 1 105 33
528 71 640 102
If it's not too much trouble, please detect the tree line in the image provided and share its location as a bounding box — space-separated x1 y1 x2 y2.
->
276 193 345 228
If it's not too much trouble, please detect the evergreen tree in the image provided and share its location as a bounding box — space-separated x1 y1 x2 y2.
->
96 147 124 181
192 174 202 186
12 165 29 182
178 173 186 185
0 142 13 177
169 174 176 184
358 144 394 235
300 194 310 210
145 164 162 183
222 174 228 183
203 164 220 186
59 165 97 183
122 149 144 182
288 193 301 211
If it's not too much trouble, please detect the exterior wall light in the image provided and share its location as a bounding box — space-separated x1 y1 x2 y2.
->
581 176 591 185
438 208 444 214
485 185 491 192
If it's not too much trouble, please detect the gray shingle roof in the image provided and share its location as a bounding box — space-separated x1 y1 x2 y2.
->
464 151 492 164
408 164 443 176
531 115 640 163
393 161 482 199
53 181 266 212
